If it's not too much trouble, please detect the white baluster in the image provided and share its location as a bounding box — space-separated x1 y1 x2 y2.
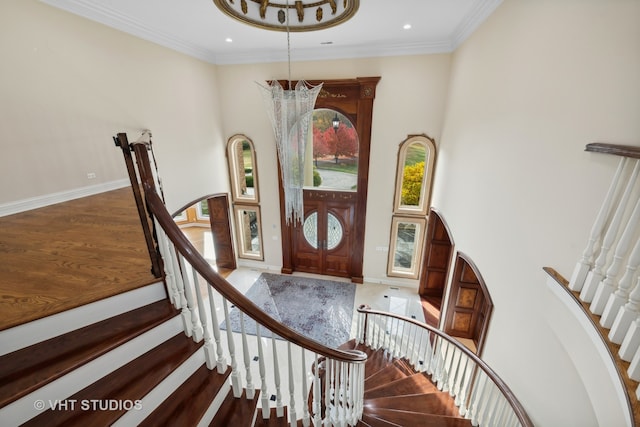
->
592 192 640 314
312 353 322 426
605 239 640 332
272 334 284 417
627 347 640 381
581 160 640 302
324 358 332 426
239 313 254 399
206 284 226 372
178 256 203 341
618 283 640 361
154 224 180 306
570 157 627 291
223 298 241 397
190 267 215 368
287 342 297 426
169 242 191 336
301 349 310 427
256 327 270 419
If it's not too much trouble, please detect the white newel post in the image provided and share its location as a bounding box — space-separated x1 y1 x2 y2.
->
581 160 640 302
570 158 627 291
591 192 640 315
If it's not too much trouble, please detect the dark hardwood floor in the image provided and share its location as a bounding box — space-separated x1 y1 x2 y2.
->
0 188 158 331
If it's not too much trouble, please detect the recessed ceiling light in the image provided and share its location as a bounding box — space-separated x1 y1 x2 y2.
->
403 24 412 30
225 37 233 43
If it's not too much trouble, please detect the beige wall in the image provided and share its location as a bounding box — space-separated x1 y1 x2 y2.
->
216 55 452 276
0 0 227 213
434 0 640 425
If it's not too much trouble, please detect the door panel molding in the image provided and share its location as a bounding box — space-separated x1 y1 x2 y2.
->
443 252 493 355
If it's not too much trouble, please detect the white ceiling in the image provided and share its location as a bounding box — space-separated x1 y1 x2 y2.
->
41 0 503 65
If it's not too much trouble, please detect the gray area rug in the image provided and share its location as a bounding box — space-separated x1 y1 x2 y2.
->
220 273 356 348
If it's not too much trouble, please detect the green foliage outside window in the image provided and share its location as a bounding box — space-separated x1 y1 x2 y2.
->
401 162 424 206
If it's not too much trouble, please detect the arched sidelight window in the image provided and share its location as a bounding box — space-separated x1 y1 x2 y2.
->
387 134 437 279
226 135 263 261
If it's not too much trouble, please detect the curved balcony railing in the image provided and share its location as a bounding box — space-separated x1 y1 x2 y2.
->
356 305 534 427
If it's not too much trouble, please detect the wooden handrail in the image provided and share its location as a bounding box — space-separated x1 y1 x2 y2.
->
586 143 640 159
357 304 534 427
128 138 366 364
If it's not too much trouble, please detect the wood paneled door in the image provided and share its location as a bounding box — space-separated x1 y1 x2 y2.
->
279 77 380 283
443 252 493 355
291 190 355 278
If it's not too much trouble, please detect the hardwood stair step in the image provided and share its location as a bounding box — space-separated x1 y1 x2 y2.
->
21 333 202 426
364 364 409 389
254 406 290 426
365 372 439 399
363 408 473 427
0 299 177 408
364 349 395 379
365 392 462 417
209 389 261 427
139 363 231 426
359 413 402 426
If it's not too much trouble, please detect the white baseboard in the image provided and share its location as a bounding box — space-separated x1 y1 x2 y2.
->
0 179 130 217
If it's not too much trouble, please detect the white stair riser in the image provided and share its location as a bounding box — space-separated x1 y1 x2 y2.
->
0 282 166 356
0 316 181 426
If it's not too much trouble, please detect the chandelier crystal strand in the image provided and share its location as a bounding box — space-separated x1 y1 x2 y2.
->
258 0 322 224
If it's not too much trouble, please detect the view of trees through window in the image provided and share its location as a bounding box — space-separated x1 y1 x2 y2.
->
310 109 359 191
401 144 426 206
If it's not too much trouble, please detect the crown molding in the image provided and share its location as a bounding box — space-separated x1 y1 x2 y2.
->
40 0 500 65
214 40 454 65
40 0 219 64
451 0 503 49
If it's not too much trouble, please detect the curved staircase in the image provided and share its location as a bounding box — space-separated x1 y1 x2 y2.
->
0 298 475 426
340 339 472 427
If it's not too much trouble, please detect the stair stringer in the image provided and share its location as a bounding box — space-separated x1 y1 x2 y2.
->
545 275 632 427
0 314 182 426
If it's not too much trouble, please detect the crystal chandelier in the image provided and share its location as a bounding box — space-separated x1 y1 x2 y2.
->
215 0 359 223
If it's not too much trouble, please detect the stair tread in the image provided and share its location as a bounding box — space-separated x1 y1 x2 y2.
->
363 407 473 427
140 363 231 426
364 349 395 379
0 299 177 408
364 364 409 389
365 392 462 417
365 372 439 399
22 332 202 426
360 413 402 427
209 389 261 427
254 406 290 426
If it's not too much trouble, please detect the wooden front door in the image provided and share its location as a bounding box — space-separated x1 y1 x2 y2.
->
279 77 380 283
292 190 355 277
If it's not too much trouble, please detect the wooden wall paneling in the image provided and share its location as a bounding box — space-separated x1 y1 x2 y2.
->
207 194 237 270
443 252 493 355
419 208 454 301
